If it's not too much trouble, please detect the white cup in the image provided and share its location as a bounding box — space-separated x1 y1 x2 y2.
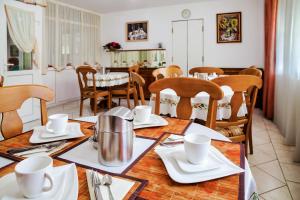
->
184 134 211 164
46 114 68 134
134 105 152 123
15 156 54 198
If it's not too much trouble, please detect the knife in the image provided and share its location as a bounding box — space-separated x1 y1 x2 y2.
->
7 140 67 155
160 141 184 146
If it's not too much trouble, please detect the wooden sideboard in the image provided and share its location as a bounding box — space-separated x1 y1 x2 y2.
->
107 67 264 109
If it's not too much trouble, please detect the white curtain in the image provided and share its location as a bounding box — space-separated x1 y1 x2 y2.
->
274 0 300 162
45 1 100 72
5 5 36 53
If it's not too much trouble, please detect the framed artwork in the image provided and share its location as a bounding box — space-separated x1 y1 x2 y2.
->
216 12 242 43
126 21 148 42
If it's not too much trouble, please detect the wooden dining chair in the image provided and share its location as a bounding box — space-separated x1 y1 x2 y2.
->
149 77 224 128
165 65 183 78
76 66 111 116
0 85 54 139
128 64 140 74
212 75 263 156
152 68 166 80
131 72 146 106
239 67 262 154
189 66 224 76
111 65 139 109
0 75 4 87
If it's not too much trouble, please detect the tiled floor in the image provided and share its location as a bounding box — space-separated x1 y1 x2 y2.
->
23 99 300 199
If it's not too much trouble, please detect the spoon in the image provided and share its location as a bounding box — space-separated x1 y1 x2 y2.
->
102 174 114 200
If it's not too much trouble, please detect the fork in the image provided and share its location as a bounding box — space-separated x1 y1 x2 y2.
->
91 170 104 200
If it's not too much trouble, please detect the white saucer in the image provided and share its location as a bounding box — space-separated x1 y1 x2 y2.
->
0 164 78 200
133 114 168 129
30 123 84 144
173 148 223 173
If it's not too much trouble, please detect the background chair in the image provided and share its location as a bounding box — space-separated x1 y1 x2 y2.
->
76 66 111 116
131 72 146 106
111 65 139 109
165 65 183 78
0 75 4 87
152 68 166 80
189 66 224 76
0 85 54 139
149 77 223 128
239 67 262 154
212 75 263 156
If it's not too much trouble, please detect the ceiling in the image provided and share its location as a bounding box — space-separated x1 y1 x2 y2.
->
57 0 206 14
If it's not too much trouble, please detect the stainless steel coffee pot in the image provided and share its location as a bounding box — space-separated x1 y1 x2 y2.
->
97 106 134 166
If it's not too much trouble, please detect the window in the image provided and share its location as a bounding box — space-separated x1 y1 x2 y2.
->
45 2 100 68
7 30 33 71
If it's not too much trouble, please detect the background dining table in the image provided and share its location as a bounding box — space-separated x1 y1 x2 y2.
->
150 85 248 120
0 118 256 200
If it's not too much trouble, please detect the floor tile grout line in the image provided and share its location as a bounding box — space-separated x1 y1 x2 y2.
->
265 121 295 200
255 163 286 184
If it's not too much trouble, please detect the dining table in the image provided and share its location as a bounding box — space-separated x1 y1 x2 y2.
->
0 117 256 200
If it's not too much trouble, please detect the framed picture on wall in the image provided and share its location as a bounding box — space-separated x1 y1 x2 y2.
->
216 12 242 43
126 21 148 42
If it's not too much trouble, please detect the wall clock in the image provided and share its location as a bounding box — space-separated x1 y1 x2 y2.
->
181 9 191 19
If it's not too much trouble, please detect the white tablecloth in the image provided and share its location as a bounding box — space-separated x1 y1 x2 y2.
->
75 116 257 200
88 72 129 87
150 86 248 120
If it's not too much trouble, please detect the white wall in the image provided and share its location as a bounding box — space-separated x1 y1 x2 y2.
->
101 0 264 68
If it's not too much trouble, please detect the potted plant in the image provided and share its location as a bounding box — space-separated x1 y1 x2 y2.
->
103 42 121 51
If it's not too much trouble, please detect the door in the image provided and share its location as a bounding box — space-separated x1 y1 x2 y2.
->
0 1 43 123
188 19 204 73
172 19 204 76
172 21 188 75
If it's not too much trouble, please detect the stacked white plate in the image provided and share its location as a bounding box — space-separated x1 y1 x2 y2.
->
155 141 244 183
30 123 84 144
0 164 78 200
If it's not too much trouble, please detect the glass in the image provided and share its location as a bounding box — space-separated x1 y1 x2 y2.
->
110 49 166 68
7 31 33 71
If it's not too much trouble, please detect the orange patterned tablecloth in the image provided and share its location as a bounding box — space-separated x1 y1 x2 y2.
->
0 118 245 200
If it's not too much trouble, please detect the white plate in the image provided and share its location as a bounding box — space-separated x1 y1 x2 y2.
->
30 123 84 144
154 145 244 184
134 114 168 129
0 164 78 200
173 148 223 173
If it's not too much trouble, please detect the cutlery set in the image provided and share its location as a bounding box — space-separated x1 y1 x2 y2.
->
91 170 115 200
7 140 67 156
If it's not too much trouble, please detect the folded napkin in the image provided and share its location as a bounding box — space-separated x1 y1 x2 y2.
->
86 169 135 200
14 143 69 158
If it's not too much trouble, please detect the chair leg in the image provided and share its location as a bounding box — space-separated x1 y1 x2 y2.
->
245 138 249 158
133 88 139 107
80 98 84 116
126 92 131 109
118 98 121 106
93 98 97 116
249 122 254 154
107 94 111 109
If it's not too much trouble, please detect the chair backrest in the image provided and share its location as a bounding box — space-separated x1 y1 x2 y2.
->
76 65 97 94
128 64 140 74
166 65 183 78
239 67 262 78
189 67 224 75
0 75 4 87
0 85 54 139
152 68 166 80
212 75 262 128
131 72 146 105
149 77 224 128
